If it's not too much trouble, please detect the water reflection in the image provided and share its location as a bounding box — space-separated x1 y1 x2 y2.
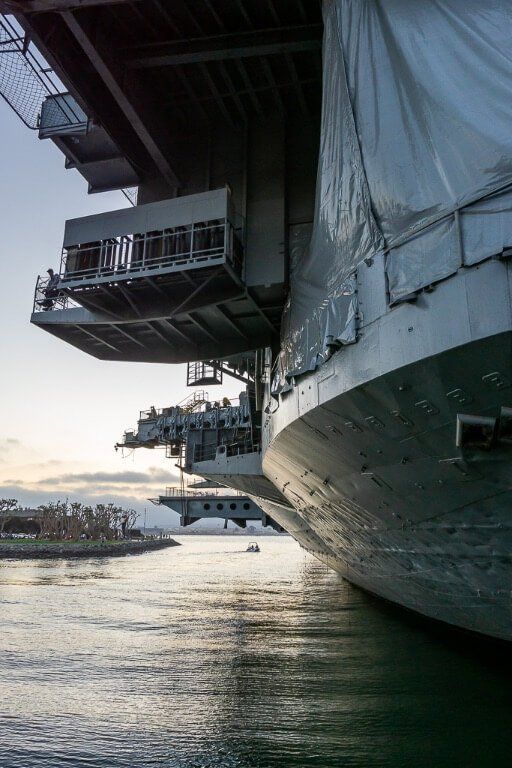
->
0 536 511 767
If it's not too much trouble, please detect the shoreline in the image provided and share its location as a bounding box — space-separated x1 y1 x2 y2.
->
0 538 180 560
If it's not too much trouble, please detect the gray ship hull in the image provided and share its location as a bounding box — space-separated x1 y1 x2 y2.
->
259 329 512 641
10 0 512 644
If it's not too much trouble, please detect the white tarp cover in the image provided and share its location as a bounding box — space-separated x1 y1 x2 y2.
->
276 0 512 390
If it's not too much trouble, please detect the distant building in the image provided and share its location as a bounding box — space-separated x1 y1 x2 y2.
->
0 508 41 535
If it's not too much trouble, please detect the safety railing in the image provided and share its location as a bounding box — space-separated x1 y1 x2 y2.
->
139 392 210 421
0 15 80 130
179 390 210 413
187 360 223 386
33 219 243 313
59 219 243 284
164 486 244 498
32 275 79 313
137 393 243 421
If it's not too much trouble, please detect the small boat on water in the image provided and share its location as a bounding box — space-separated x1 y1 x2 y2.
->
246 542 260 553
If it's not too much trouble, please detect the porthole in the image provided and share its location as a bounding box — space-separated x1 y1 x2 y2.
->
204 503 210 511
243 503 250 511
229 503 237 511
217 503 224 511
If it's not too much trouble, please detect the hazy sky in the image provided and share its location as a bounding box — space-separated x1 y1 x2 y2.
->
0 99 239 526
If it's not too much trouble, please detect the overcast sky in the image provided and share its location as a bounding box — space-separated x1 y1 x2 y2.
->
0 99 240 527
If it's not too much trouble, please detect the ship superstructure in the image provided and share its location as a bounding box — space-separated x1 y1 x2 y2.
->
3 0 512 640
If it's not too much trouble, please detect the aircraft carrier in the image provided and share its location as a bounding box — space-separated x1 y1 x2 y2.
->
2 0 512 640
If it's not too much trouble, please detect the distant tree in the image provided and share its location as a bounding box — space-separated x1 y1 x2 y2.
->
38 501 69 539
126 509 138 530
0 499 19 514
36 500 138 541
0 499 20 533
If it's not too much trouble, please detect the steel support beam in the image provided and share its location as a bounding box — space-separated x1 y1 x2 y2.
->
165 319 195 344
63 289 122 320
113 324 147 348
187 312 217 342
145 320 178 350
60 10 180 188
245 290 280 334
0 0 137 10
127 24 323 69
217 364 250 384
217 304 250 340
75 324 121 352
168 273 217 318
117 284 143 317
143 276 169 300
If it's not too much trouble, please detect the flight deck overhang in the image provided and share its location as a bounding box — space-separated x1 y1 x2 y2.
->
8 1 322 192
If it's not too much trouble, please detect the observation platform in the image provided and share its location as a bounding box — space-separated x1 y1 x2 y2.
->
31 189 278 362
150 486 284 530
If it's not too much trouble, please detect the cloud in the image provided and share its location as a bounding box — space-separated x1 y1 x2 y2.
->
0 437 39 463
0 465 179 505
0 437 20 454
0 483 158 511
2 465 176 489
40 468 172 486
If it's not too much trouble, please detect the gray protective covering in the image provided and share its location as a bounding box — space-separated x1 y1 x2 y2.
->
277 0 512 389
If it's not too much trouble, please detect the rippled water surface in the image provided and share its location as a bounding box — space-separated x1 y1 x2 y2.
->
1 536 511 767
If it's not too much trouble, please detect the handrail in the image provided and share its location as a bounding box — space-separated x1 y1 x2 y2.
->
32 275 79 314
163 486 244 498
0 15 82 130
1 15 137 205
58 219 242 284
32 218 244 314
137 395 242 420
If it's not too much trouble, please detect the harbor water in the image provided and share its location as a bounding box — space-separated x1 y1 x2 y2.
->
0 535 511 768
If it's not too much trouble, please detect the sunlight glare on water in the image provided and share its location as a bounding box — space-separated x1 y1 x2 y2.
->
1 536 511 767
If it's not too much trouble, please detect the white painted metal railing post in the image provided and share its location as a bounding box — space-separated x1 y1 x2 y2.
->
99 242 105 277
33 275 40 313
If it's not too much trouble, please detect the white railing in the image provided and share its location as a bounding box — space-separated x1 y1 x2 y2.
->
33 218 243 313
163 486 244 498
32 275 78 313
59 219 242 284
138 393 243 421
